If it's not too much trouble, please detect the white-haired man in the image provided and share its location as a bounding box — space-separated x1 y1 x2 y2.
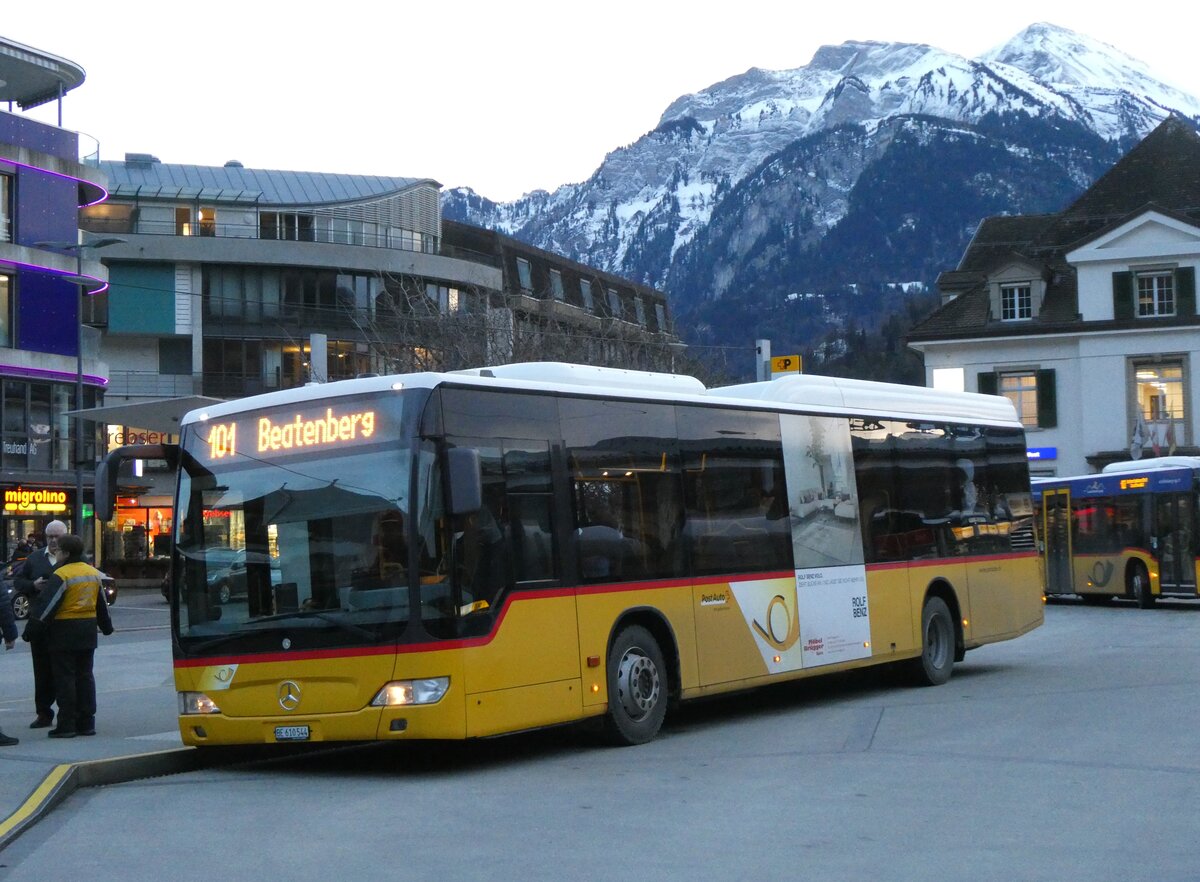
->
13 519 67 728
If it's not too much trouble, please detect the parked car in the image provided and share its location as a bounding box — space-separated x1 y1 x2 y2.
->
2 559 29 620
209 548 281 604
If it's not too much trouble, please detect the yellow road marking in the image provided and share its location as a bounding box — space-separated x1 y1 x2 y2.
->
0 763 74 840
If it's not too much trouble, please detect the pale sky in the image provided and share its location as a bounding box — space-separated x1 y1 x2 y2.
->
5 2 1199 202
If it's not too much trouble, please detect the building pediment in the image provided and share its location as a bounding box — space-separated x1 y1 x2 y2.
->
988 256 1047 283
1068 209 1200 264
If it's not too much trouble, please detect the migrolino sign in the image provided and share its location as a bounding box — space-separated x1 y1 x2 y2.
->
3 486 69 513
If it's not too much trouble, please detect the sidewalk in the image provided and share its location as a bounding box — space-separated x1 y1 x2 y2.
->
0 589 194 850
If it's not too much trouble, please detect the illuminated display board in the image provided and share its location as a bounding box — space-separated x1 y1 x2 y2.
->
4 486 70 513
1026 447 1057 460
191 398 390 467
1067 468 1194 498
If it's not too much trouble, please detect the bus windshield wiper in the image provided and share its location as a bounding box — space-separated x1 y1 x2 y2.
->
251 609 381 642
185 631 251 656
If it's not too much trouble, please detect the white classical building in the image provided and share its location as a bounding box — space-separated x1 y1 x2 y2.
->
908 116 1200 477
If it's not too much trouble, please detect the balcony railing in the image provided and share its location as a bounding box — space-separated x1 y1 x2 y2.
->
202 372 277 400
201 371 363 400
105 371 198 398
79 215 439 255
78 131 100 167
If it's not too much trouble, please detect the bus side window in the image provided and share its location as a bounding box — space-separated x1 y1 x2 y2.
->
561 398 685 584
502 442 557 584
457 502 508 607
444 438 558 627
509 494 554 581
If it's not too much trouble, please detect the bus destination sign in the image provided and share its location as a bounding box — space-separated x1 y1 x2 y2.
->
198 402 382 465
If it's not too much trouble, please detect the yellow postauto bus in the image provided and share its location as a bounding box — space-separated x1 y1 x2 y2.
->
98 363 1043 746
1034 456 1200 607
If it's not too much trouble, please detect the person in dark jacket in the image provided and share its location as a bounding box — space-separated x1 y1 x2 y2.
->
0 577 18 745
14 519 67 728
9 534 32 562
24 535 114 738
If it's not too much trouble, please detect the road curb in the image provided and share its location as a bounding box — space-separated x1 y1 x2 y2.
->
0 741 368 852
0 748 209 852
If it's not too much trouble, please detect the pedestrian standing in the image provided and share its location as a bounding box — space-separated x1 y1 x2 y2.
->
13 519 67 728
9 534 32 562
23 535 114 738
0 577 18 745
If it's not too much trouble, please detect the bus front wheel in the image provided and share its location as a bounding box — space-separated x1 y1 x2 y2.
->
1129 563 1155 609
604 625 667 746
911 597 955 687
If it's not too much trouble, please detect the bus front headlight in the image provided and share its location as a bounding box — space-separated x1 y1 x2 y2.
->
371 677 450 706
179 692 221 715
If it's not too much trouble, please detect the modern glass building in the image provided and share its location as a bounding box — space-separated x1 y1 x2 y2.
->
0 36 109 558
80 156 678 581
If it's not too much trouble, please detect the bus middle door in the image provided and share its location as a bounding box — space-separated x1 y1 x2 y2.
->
1042 488 1073 596
1154 492 1196 592
454 438 582 737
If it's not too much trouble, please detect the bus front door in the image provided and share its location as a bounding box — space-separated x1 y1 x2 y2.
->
1042 489 1072 595
1154 493 1196 593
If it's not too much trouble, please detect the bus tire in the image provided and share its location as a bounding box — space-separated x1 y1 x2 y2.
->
604 625 667 746
1129 563 1154 609
910 597 955 687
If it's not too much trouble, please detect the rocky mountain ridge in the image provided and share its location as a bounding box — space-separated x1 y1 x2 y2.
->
442 23 1200 378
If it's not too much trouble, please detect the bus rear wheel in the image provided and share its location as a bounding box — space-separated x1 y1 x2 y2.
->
1129 563 1154 609
910 597 955 687
604 625 667 746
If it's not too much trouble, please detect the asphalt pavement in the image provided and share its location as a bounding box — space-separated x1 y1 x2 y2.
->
5 589 1200 872
0 587 193 849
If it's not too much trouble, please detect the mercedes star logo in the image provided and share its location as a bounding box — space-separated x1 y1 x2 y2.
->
278 680 302 712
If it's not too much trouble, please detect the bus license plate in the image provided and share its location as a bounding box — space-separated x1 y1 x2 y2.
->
274 725 310 742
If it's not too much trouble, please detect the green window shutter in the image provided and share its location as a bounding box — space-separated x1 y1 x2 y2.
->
977 372 998 395
1112 271 1134 320
1176 266 1196 317
1036 369 1057 428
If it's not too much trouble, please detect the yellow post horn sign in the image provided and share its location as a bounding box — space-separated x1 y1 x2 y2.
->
770 355 802 376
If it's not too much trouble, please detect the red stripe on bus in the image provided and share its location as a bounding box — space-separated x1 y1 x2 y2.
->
174 552 1038 666
174 643 400 667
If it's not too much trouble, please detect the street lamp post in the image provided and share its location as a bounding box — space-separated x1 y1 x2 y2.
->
35 236 124 536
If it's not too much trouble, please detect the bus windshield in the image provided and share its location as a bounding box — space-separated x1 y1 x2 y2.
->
172 391 438 652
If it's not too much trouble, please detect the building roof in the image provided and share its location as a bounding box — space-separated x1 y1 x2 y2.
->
0 36 85 109
100 157 438 207
442 218 669 303
910 115 1200 342
1058 116 1200 223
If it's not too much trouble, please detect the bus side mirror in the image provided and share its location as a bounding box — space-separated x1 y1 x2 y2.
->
96 444 180 521
447 448 482 516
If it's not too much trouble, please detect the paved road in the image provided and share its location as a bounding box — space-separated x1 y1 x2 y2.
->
0 588 174 728
3 599 1199 881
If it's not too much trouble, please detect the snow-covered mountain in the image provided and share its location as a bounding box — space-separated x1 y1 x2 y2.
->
442 23 1200 373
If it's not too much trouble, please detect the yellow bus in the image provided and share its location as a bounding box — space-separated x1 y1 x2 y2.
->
98 363 1043 746
1034 456 1200 607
